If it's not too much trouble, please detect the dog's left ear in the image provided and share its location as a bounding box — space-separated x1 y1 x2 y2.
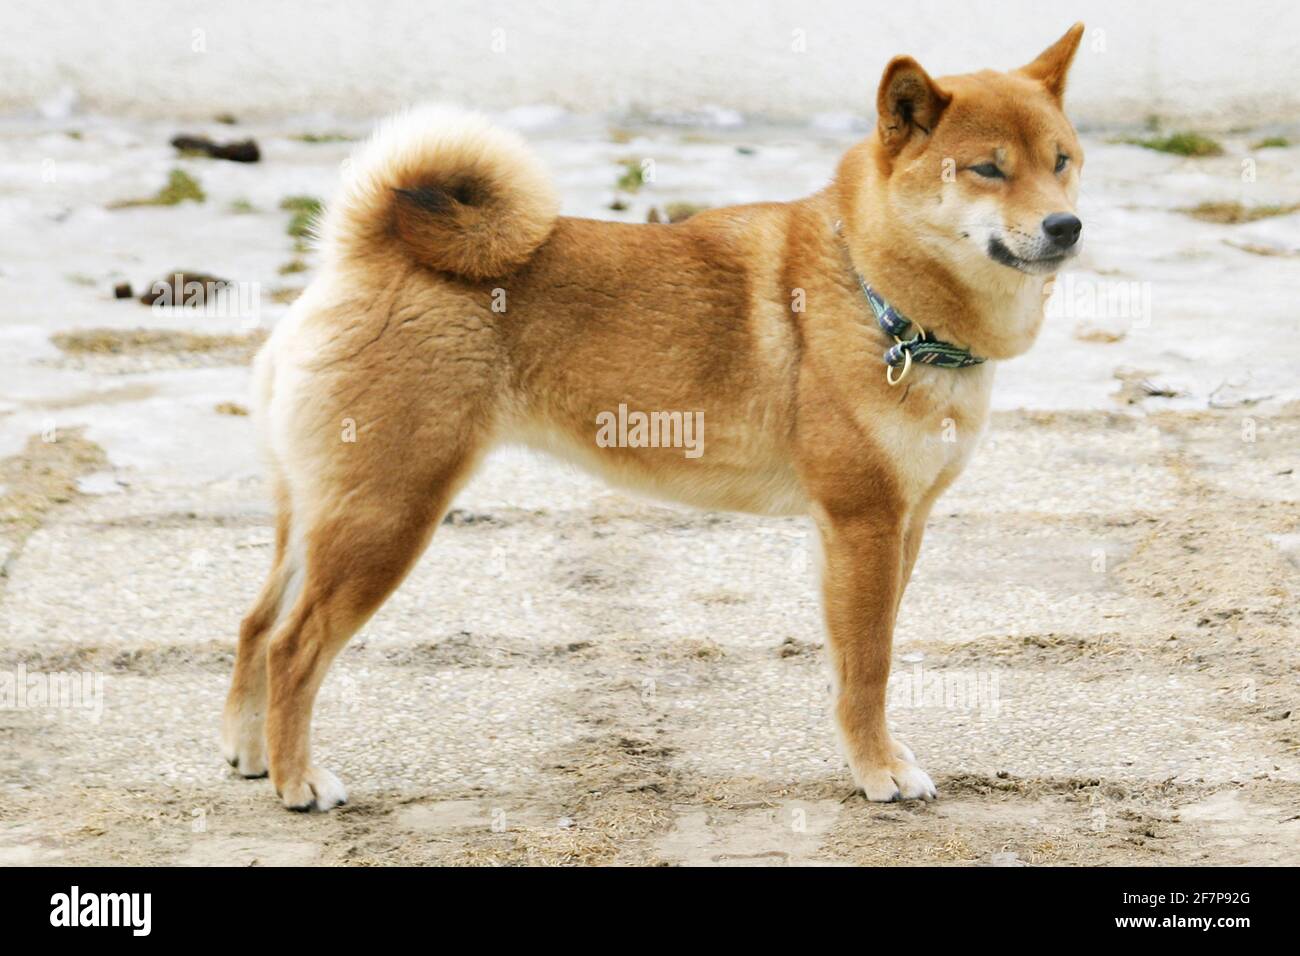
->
876 56 951 154
1018 22 1085 100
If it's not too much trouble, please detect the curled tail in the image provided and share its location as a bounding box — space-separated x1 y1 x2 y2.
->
319 105 559 280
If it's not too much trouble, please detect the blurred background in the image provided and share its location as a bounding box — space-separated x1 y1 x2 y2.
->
5 0 1300 128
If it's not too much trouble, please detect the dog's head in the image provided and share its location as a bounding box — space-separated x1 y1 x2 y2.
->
872 24 1086 279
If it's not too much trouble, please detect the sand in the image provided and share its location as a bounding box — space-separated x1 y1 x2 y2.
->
1 115 1296 865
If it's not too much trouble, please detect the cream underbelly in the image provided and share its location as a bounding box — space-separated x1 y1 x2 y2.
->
506 420 809 517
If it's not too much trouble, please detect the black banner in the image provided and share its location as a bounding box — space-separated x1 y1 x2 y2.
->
0 866 1278 940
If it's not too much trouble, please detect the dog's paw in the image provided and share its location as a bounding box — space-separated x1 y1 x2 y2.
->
277 767 348 812
220 715 268 778
224 748 269 779
852 746 937 802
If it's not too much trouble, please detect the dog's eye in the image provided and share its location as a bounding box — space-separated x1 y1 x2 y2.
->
1055 153 1070 173
969 163 1005 179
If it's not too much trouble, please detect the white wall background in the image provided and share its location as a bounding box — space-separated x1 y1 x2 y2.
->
5 0 1299 128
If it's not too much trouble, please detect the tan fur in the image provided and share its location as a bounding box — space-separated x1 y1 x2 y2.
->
319 105 560 279
222 25 1086 810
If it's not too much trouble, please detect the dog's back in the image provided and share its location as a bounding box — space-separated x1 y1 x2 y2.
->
271 107 824 515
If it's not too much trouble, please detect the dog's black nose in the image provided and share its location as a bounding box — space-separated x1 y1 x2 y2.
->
1042 212 1082 248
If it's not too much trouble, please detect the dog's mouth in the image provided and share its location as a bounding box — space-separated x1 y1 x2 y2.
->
987 237 1075 275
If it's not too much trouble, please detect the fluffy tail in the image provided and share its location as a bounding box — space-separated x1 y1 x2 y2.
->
319 105 560 280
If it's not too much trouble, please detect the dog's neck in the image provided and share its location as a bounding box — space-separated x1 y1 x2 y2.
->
827 143 1051 362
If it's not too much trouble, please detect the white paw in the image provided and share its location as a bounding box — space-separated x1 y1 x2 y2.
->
220 713 268 778
853 750 938 802
279 767 348 812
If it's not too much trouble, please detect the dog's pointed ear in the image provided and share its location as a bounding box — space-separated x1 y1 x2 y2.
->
876 56 950 154
1019 23 1085 100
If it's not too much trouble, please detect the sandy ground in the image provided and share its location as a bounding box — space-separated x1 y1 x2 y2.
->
1 114 1298 866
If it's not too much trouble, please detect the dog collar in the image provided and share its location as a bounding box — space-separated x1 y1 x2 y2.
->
857 276 986 386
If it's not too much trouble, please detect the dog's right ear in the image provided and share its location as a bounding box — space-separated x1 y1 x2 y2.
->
876 56 951 154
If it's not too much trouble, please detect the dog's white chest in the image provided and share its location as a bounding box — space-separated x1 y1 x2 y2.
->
870 365 994 502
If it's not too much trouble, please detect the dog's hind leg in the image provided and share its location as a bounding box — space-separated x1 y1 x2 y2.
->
263 450 480 811
221 479 294 778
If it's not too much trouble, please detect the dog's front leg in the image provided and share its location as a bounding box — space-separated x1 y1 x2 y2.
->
817 512 937 801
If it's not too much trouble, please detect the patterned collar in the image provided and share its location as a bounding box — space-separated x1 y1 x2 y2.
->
856 276 986 386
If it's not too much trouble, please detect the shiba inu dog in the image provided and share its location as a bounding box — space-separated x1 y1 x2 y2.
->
222 24 1086 810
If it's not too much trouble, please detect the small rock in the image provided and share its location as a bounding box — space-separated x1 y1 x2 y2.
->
663 201 709 223
138 272 230 306
113 281 133 299
646 202 710 224
442 509 501 526
170 134 260 163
